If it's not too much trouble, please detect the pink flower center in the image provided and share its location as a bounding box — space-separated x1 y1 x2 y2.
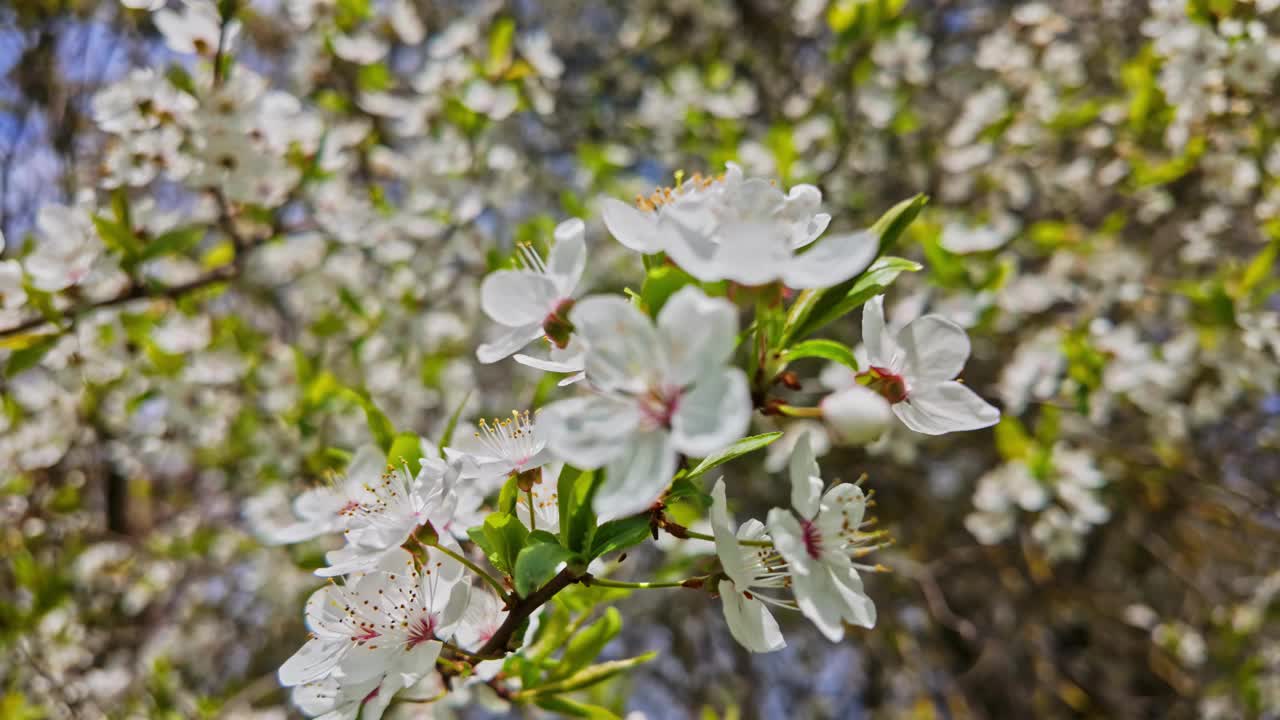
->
362 686 380 704
406 614 437 649
801 519 824 560
638 384 682 429
859 366 909 404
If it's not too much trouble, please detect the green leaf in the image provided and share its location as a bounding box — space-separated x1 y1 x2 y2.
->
684 432 783 481
534 696 620 720
870 193 928 254
481 512 528 575
438 390 472 458
514 538 575 597
786 256 922 341
386 432 424 476
519 652 657 697
92 215 143 263
665 475 712 509
639 264 697 315
5 334 59 377
139 227 204 262
589 515 652 560
558 466 599 553
781 338 859 373
1236 239 1278 300
343 388 396 452
994 416 1034 461
498 472 520 516
548 607 622 682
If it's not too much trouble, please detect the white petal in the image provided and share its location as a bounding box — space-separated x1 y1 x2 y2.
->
719 580 785 653
827 563 877 629
476 324 542 364
787 434 824 520
781 231 878 289
278 637 344 686
540 395 639 469
710 480 749 586
593 431 677 519
480 271 560 327
791 567 847 642
707 221 793 286
897 315 971 383
547 218 587 294
894 381 1000 435
861 295 890 367
570 295 665 392
670 368 751 458
766 508 812 577
600 197 662 252
656 286 738 387
337 640 399 684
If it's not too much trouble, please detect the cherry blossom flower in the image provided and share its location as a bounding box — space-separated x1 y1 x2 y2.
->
540 286 751 518
25 204 101 292
447 411 552 494
278 548 469 688
0 259 26 312
317 457 465 577
477 219 586 375
766 436 877 642
710 479 787 653
601 163 878 288
257 446 385 546
858 295 1000 435
291 674 399 720
155 0 240 58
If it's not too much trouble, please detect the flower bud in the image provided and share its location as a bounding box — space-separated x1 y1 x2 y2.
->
821 385 892 445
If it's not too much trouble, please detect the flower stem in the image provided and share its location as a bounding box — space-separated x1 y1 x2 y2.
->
681 528 772 548
776 404 823 418
587 576 701 590
428 541 510 603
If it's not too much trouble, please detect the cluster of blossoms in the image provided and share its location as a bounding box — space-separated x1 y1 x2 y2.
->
246 162 1002 714
4 0 1279 717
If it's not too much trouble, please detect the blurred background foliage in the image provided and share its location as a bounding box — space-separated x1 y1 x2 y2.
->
0 0 1278 718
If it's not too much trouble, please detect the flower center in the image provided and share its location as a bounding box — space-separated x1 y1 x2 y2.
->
406 614 437 649
859 366 909 404
800 519 824 560
476 410 541 464
542 298 576 348
638 385 682 429
634 171 726 211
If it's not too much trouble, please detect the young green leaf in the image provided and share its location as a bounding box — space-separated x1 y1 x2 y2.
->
558 466 599 553
546 607 622 682
588 515 652 560
780 338 859 374
481 512 529 575
514 538 576 597
386 432 424 476
438 390 472 458
684 432 783 481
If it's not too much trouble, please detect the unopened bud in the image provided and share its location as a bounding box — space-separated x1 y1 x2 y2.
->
820 385 892 445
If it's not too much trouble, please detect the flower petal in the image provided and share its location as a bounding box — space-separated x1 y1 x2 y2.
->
897 314 971 383
277 636 344 686
710 479 749 586
861 295 892 367
476 324 543 364
766 507 812 577
782 230 878 289
547 217 587 294
670 368 751 458
541 395 639 469
791 567 848 642
480 271 560 327
656 286 738 387
601 197 661 252
894 380 1000 435
593 430 677 519
788 434 824 520
570 295 665 392
719 579 786 653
